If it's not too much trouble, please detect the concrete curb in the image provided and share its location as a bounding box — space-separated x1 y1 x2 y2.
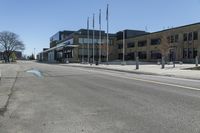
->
60 64 200 81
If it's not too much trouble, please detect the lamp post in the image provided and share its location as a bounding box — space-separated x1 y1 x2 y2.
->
170 46 177 68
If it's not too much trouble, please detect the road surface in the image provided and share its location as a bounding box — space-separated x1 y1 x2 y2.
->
0 61 200 133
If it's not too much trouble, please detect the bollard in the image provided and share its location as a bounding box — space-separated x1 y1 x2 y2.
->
173 61 175 68
136 57 139 69
195 56 199 67
161 56 165 69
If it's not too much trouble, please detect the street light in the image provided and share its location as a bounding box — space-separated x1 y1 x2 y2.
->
170 45 177 68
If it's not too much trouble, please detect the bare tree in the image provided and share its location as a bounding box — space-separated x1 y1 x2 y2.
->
0 31 25 62
160 35 170 58
159 33 171 68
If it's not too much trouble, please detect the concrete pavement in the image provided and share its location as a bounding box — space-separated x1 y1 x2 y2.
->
0 61 200 132
61 63 200 80
0 63 20 115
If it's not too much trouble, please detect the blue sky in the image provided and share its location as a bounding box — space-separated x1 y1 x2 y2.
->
0 0 200 55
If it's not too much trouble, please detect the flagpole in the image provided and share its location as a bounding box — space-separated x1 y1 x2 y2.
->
106 4 109 64
123 30 125 63
87 17 89 63
93 13 95 64
99 9 101 63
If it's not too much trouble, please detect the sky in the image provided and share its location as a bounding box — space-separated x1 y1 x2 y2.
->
0 0 200 56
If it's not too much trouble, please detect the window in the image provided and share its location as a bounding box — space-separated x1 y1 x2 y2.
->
183 48 187 59
188 48 193 59
175 34 179 42
118 53 123 59
138 40 147 47
193 31 198 40
170 35 174 43
167 36 171 43
188 32 192 41
127 42 135 48
193 48 198 58
183 33 188 41
151 38 161 45
151 51 161 59
126 52 135 60
118 44 123 49
138 51 147 59
109 40 114 45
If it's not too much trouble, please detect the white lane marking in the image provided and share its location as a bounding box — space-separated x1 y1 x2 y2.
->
75 67 200 91
128 77 200 91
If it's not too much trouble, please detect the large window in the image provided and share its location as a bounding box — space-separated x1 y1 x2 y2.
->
175 34 179 42
188 48 193 59
193 48 198 58
183 32 198 41
127 42 135 48
151 51 161 59
170 35 174 43
188 32 193 41
118 44 123 49
167 35 179 43
183 48 188 59
138 40 147 47
167 36 171 43
183 33 188 41
118 53 123 59
138 51 147 59
126 52 135 60
193 31 198 40
151 38 161 45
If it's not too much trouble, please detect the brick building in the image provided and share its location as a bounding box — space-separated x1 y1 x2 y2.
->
38 22 200 63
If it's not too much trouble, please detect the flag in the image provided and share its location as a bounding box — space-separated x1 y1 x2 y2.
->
87 17 89 30
106 4 108 20
99 9 101 25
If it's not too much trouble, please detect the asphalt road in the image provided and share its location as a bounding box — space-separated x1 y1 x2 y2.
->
1 61 200 133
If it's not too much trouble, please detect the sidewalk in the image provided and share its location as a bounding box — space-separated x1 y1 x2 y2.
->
62 63 200 80
0 64 19 115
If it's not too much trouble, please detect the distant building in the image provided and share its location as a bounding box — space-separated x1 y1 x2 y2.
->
38 29 116 63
